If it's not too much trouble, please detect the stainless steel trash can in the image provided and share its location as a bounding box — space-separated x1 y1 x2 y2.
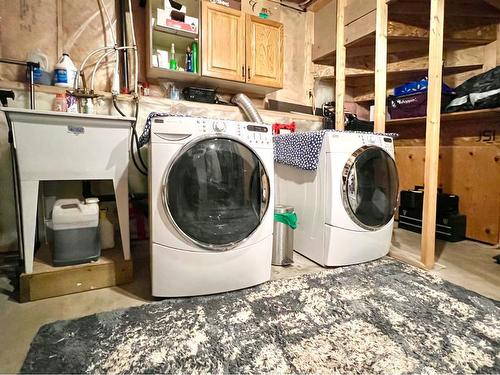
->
272 205 295 266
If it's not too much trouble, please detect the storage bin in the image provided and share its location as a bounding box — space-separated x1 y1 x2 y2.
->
387 92 454 119
47 198 100 266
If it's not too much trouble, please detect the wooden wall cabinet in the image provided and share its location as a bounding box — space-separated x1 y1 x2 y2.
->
201 2 246 82
201 1 283 88
246 16 284 88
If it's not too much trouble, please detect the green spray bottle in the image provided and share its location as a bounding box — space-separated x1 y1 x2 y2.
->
169 43 177 70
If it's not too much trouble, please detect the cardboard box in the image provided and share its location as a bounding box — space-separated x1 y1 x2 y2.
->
164 0 187 14
209 0 241 10
184 16 199 33
156 49 169 69
157 8 198 34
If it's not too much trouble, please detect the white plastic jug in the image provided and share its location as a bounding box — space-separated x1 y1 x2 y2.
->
27 49 50 85
51 197 99 230
54 53 77 88
99 209 115 249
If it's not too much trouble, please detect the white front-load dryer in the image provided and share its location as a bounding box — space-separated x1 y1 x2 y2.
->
275 131 399 266
149 116 274 297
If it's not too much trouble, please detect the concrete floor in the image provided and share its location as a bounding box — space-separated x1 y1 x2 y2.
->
1 231 499 373
390 228 500 300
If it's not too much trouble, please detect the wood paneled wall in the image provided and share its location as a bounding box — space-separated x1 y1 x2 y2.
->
393 120 500 244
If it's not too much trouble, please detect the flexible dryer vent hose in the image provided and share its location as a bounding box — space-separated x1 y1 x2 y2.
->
231 93 263 124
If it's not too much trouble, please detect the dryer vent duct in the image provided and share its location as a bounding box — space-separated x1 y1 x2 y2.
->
231 93 263 124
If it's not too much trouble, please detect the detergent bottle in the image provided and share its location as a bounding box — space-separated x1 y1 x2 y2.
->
54 53 77 88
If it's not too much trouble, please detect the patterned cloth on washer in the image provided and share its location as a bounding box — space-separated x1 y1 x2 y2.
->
273 130 398 171
273 130 327 171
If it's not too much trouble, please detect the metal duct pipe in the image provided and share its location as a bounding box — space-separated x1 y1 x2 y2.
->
231 93 263 123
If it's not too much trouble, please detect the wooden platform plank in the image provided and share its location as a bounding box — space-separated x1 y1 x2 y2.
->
19 245 133 302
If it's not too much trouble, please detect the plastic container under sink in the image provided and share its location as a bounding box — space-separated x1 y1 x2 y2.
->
46 198 101 266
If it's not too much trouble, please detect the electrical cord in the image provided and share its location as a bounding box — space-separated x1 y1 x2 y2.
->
131 99 148 171
113 97 148 176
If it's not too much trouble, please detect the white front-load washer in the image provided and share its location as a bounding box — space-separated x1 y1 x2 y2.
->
275 131 399 266
149 116 274 297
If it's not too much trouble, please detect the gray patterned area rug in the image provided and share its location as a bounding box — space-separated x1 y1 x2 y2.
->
22 259 499 374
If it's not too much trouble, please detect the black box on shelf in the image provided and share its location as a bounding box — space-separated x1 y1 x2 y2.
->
400 187 459 218
182 87 216 104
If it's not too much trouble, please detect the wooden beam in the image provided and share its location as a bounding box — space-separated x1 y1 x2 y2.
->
56 0 63 58
388 19 497 45
335 0 346 130
374 0 388 133
312 0 336 61
389 1 500 18
420 0 445 269
344 10 376 46
308 0 333 12
344 0 376 25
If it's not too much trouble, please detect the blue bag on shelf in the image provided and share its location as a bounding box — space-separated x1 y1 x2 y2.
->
394 77 455 97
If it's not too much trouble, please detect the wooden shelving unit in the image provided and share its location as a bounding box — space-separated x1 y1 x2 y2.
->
145 0 284 97
330 0 500 269
153 24 198 39
315 0 500 66
312 64 483 81
386 108 500 127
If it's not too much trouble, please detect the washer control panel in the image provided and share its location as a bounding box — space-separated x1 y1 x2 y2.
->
153 116 272 147
197 118 272 147
213 121 226 132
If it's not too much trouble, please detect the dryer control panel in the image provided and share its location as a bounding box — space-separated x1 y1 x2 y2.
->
358 133 394 154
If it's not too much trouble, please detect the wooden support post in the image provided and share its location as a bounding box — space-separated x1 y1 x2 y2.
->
335 0 346 130
56 0 63 58
420 0 445 269
374 0 388 133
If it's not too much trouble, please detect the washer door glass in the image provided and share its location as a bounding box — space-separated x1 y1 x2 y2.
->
343 146 399 229
164 137 270 249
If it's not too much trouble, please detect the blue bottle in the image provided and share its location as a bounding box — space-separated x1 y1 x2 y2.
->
186 46 193 73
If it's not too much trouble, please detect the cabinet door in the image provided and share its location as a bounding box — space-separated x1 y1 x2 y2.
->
201 2 245 82
246 15 283 88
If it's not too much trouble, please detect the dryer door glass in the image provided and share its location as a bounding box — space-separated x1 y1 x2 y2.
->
164 137 270 249
343 146 399 229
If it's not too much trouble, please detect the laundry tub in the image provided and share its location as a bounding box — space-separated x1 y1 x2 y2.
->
47 198 100 266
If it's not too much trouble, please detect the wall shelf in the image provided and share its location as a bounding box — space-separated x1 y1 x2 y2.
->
318 64 483 81
314 0 500 66
153 24 198 40
386 107 500 127
147 67 200 81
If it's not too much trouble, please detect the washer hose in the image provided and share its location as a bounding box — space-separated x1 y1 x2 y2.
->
231 93 263 123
